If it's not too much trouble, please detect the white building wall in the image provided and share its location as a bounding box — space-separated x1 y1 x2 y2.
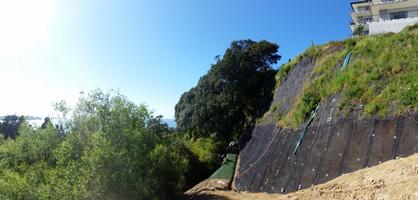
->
368 17 418 34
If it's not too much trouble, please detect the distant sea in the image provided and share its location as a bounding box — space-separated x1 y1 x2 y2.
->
1 116 177 128
27 119 177 128
163 119 177 128
0 119 45 128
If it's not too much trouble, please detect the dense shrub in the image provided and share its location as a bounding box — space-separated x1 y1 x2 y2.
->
0 90 192 200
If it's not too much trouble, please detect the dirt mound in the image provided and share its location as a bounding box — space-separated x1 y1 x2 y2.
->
185 179 230 196
189 153 418 200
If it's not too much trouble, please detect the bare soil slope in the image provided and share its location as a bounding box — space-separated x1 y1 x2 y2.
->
187 153 418 200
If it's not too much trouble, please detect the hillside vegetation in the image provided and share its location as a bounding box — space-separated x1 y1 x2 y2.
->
175 40 280 167
272 23 418 128
0 40 281 200
0 90 193 200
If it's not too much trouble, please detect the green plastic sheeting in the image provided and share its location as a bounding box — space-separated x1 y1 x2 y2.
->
293 51 352 155
293 105 320 155
210 153 238 181
341 51 352 70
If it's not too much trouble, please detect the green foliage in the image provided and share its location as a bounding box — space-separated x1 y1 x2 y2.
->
399 74 418 106
0 115 25 139
364 102 386 117
185 137 219 170
279 44 347 127
275 45 322 86
175 39 280 145
276 58 299 84
0 124 61 200
353 24 366 36
147 115 171 137
0 90 192 200
304 45 323 58
404 22 418 32
332 27 418 115
279 23 418 127
276 57 301 85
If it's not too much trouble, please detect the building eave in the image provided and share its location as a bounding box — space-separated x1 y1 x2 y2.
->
350 0 371 11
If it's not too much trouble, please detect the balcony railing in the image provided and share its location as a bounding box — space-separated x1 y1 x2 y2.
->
374 0 408 5
351 0 408 6
350 14 418 26
353 9 371 13
351 8 418 24
350 19 373 25
353 6 371 13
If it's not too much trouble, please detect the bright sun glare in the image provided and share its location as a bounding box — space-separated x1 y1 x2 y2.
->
0 0 59 116
0 0 54 54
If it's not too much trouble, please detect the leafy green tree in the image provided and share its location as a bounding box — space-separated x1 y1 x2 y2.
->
147 114 170 137
353 24 366 36
0 122 62 200
68 89 189 199
40 117 52 129
175 39 280 146
0 90 192 200
0 115 25 139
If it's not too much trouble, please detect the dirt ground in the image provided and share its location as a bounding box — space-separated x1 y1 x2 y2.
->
186 153 418 200
185 179 230 196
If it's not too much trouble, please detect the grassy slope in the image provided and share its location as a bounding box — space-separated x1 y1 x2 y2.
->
273 23 418 128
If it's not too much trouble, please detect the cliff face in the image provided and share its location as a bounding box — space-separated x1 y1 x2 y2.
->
234 25 418 193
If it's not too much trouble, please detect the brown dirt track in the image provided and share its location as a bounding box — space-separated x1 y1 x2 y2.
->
186 153 418 200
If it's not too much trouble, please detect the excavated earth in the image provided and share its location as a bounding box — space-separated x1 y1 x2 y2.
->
187 153 418 200
233 45 418 194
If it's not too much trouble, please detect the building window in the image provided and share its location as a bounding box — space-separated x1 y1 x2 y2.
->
364 16 373 23
356 6 370 12
409 10 418 18
390 11 407 19
380 0 396 3
357 16 373 24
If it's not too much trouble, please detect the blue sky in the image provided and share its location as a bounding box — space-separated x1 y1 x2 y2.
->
0 0 352 119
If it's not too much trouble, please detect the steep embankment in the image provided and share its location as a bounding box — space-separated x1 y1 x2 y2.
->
235 24 418 194
187 153 418 200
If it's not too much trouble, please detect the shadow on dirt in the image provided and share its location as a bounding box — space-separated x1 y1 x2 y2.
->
184 193 230 200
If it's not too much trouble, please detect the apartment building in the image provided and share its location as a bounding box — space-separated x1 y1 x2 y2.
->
350 0 418 35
